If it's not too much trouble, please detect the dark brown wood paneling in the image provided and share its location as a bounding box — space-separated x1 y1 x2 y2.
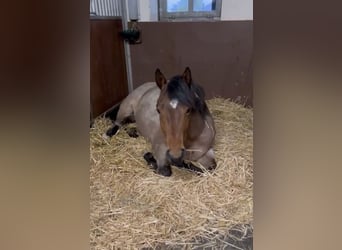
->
129 21 253 107
91 18 128 117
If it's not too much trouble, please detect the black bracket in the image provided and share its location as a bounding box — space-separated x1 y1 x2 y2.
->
119 20 142 44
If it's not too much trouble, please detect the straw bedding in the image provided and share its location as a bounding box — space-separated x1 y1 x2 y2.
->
90 98 253 249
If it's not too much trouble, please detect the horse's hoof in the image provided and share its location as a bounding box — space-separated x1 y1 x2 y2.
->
143 152 154 161
157 165 172 177
207 161 217 171
143 152 157 170
105 125 120 138
182 161 204 174
126 127 139 138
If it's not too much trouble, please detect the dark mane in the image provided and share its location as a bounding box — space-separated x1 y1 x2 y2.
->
166 75 209 117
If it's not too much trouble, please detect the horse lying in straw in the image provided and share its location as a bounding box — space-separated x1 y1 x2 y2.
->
104 67 216 176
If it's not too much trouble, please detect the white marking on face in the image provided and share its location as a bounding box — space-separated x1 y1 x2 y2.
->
169 99 178 109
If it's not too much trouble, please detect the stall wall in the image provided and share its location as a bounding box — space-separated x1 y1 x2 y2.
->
129 20 253 106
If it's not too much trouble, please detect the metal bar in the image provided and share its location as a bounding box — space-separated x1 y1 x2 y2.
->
121 0 134 93
109 0 114 16
105 0 110 16
96 0 100 15
118 0 122 16
98 0 102 15
189 0 193 13
114 0 118 16
110 0 113 16
119 0 122 16
91 0 127 17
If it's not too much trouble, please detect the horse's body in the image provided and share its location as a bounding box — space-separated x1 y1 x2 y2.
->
105 68 216 176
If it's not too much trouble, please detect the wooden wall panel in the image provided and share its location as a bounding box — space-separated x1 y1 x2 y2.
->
129 21 253 107
90 17 128 118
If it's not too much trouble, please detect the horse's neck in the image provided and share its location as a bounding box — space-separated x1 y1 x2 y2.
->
185 112 206 142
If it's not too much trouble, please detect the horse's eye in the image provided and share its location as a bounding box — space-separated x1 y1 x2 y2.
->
156 108 160 114
186 108 191 114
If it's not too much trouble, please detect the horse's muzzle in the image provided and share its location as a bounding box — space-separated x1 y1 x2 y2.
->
166 149 185 166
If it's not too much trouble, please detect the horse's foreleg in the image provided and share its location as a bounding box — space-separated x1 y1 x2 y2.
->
143 152 157 170
143 142 172 177
155 144 172 176
126 127 139 138
195 148 217 171
156 164 172 176
183 148 217 172
143 151 172 176
146 154 204 176
178 161 204 174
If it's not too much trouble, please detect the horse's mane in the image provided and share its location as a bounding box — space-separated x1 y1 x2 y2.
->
166 75 209 117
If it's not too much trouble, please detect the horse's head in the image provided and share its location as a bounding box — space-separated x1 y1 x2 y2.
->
155 67 201 165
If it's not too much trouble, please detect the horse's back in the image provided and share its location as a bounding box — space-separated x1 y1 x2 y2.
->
122 82 156 110
116 82 156 120
135 86 162 142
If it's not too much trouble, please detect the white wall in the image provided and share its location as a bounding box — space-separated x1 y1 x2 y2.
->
130 0 253 21
221 0 253 20
138 0 159 21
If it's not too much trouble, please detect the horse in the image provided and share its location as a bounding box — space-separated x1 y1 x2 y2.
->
104 67 216 177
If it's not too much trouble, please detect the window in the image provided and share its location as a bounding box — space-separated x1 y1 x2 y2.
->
159 0 222 21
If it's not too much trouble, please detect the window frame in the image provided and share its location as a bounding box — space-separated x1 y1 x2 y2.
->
158 0 222 21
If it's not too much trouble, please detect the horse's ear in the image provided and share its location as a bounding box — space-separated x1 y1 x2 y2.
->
155 68 167 89
182 67 192 86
